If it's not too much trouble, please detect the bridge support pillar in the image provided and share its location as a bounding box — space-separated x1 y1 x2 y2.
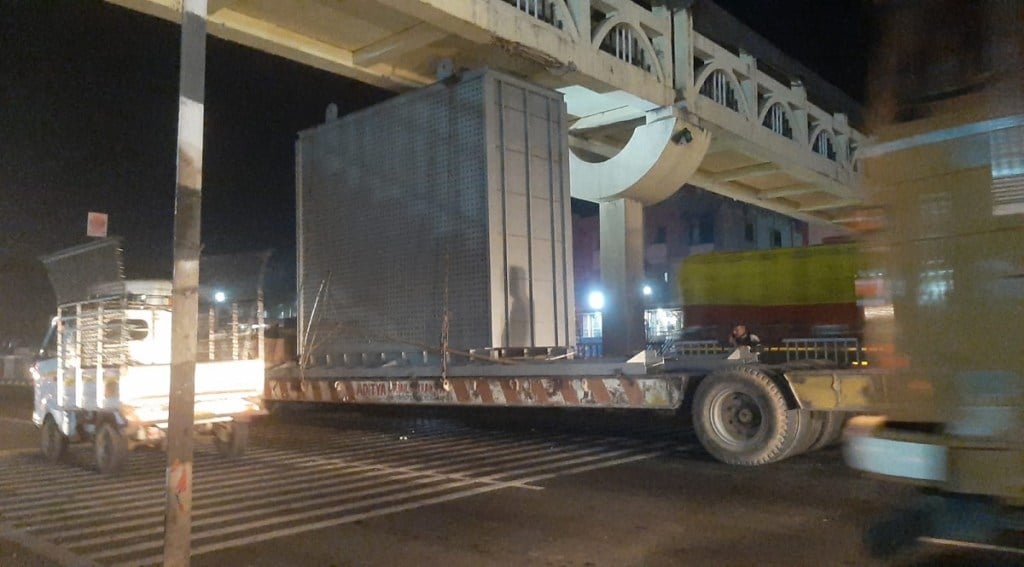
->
599 198 645 357
569 106 711 358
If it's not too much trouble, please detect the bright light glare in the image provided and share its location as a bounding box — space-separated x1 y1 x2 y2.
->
214 291 226 303
642 285 653 296
587 291 605 310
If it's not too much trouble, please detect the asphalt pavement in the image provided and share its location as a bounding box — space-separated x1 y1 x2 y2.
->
2 388 1023 566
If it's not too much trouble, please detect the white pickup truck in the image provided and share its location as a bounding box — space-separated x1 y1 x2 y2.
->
32 277 265 474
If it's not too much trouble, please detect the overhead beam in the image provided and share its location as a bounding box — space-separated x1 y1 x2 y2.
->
690 172 844 228
798 199 860 212
353 23 448 66
106 0 434 91
703 137 744 156
699 122 861 199
208 0 235 15
209 10 435 89
707 162 779 182
758 184 819 199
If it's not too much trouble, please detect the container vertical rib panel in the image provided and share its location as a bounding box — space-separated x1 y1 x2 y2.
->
296 70 574 358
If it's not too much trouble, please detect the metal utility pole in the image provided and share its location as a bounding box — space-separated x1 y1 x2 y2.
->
164 0 207 565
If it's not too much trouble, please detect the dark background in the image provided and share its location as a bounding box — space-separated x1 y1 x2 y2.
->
0 0 871 347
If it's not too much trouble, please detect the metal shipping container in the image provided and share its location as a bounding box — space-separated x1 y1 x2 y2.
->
296 69 575 359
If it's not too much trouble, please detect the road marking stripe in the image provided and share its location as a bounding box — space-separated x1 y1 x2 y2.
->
427 440 619 477
87 444 658 560
0 424 450 490
37 432 569 534
136 444 652 558
0 446 290 499
22 456 409 529
58 450 543 542
124 450 666 567
920 537 1024 556
0 427 539 514
0 521 100 567
1 417 677 565
87 471 455 558
23 433 565 532
51 464 405 537
70 470 442 548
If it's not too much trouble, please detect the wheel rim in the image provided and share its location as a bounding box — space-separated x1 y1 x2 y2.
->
709 390 765 447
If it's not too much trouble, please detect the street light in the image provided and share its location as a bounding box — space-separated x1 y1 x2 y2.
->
642 285 653 296
587 290 605 310
214 291 226 303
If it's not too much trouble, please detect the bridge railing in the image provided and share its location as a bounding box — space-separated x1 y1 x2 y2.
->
501 0 565 29
688 31 865 183
498 0 671 85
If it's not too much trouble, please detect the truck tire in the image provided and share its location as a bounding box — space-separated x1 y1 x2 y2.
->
40 415 68 464
786 410 824 458
215 421 249 459
692 366 805 465
807 411 846 452
94 422 129 475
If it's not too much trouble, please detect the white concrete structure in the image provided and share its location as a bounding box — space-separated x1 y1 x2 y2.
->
296 70 575 352
108 0 866 355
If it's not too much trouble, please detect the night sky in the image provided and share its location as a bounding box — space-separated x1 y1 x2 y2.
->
0 0 871 346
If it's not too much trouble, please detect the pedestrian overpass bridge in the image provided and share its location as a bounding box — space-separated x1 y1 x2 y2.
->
107 0 867 355
109 0 865 226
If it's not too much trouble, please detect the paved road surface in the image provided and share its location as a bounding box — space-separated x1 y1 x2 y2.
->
2 388 1022 566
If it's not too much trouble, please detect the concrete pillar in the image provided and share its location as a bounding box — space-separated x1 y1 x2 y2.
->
672 7 694 103
600 198 646 357
738 51 758 122
566 0 591 41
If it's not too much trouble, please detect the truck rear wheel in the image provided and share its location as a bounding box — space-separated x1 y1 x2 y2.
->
40 415 68 464
94 422 129 475
807 411 846 452
692 367 805 465
214 421 249 459
786 410 824 458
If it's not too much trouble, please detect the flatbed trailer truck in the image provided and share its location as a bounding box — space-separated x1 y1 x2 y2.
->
262 235 866 465
260 67 860 467
266 350 848 466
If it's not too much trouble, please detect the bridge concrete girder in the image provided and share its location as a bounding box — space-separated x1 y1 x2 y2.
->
695 106 857 201
569 106 711 205
108 0 438 89
567 106 710 356
371 0 674 107
106 0 866 231
688 172 852 228
352 23 449 66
